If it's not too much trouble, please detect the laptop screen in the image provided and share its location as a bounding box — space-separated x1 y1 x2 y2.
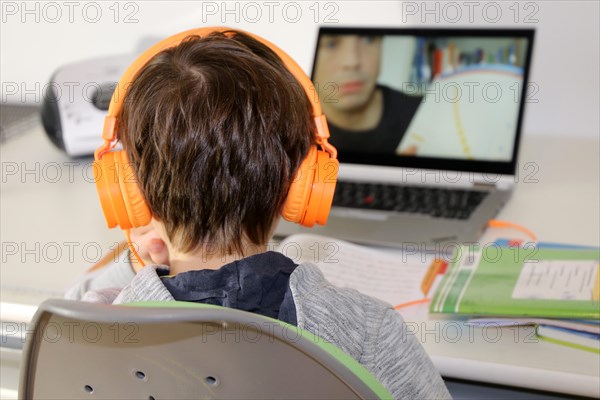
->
311 28 535 175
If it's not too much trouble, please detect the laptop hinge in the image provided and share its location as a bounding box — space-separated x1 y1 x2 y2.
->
472 182 497 189
472 183 497 192
473 177 514 191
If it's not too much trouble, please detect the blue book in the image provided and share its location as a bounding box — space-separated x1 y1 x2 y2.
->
493 238 599 251
537 324 600 354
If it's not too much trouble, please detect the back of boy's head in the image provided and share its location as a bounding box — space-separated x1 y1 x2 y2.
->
120 31 316 255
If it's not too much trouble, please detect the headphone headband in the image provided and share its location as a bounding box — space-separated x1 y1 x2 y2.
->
94 26 339 243
95 26 337 160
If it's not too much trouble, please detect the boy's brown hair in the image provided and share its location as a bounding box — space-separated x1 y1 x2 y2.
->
120 31 316 255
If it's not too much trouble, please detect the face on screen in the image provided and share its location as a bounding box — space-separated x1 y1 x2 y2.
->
313 35 383 113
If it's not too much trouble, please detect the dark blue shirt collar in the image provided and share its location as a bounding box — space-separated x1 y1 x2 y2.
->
160 251 298 325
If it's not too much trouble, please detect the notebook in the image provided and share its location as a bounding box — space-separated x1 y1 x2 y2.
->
430 245 600 319
276 27 536 250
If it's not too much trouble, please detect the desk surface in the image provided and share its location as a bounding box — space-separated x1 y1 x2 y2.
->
1 124 599 398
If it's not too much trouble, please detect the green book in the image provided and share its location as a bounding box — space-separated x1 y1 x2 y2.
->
430 245 600 319
535 324 600 354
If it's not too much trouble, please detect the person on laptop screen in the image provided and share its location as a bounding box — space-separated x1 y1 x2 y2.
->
313 30 529 162
313 34 422 155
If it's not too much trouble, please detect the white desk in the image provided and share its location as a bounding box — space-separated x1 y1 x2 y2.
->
1 124 599 398
418 125 600 397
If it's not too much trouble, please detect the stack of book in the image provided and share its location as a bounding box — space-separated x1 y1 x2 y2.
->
430 239 600 353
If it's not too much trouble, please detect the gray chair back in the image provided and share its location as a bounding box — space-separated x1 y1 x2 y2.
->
19 299 391 399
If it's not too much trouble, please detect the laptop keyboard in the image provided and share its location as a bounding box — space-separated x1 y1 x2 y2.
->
332 181 489 220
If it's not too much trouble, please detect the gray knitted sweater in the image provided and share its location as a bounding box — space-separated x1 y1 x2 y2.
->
65 256 451 400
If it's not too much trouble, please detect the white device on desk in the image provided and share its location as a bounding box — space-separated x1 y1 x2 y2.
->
41 54 135 157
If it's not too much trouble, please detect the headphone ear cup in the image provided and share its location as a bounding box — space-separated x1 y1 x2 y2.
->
94 156 119 229
300 150 338 227
94 151 151 229
114 151 152 228
281 146 318 224
281 147 338 227
313 152 338 225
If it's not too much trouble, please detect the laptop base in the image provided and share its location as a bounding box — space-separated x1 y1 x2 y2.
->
275 189 510 253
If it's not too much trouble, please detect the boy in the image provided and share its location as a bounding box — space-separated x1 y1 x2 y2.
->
66 29 451 399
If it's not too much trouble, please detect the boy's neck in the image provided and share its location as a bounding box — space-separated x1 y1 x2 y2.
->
148 218 277 275
166 243 268 275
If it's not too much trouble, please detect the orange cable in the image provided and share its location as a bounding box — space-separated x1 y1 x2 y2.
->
85 241 128 273
394 298 431 310
125 229 146 268
487 219 537 242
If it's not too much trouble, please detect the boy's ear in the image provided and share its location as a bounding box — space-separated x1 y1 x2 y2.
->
149 217 169 242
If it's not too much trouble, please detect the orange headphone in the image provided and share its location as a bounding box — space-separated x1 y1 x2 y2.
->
94 27 338 242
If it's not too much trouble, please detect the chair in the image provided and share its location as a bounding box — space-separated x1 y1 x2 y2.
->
19 299 392 399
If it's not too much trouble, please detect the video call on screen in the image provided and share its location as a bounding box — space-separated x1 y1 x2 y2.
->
312 34 530 162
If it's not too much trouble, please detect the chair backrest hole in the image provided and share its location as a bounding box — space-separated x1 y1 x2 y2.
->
135 371 146 380
84 385 94 394
205 376 218 386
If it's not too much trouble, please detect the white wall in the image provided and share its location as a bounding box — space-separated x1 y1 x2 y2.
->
1 1 598 138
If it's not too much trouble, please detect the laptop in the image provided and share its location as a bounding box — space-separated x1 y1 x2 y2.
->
275 27 536 249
